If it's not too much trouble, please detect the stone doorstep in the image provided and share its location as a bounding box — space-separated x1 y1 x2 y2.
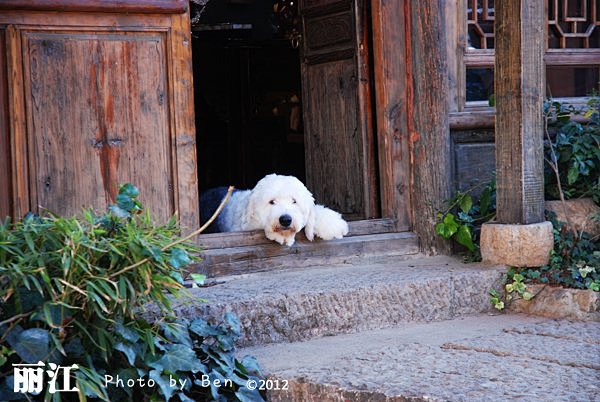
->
173 256 506 347
241 314 600 402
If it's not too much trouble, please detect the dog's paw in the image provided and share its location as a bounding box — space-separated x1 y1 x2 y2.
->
311 205 349 240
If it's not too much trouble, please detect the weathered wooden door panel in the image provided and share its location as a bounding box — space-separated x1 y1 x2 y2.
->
22 31 173 221
303 59 364 216
300 0 378 220
0 5 198 230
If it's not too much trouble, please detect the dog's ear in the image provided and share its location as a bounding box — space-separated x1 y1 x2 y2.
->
304 203 316 241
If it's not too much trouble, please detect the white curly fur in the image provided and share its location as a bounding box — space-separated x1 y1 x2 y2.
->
220 174 349 246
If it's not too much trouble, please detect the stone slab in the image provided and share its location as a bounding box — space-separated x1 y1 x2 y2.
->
508 284 600 321
546 198 600 236
173 256 505 346
480 221 554 267
242 315 600 402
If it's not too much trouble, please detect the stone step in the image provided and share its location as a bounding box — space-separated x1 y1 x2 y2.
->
241 314 600 402
176 256 506 347
195 231 420 278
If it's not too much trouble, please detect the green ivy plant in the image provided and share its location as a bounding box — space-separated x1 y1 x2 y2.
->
523 212 600 291
435 181 496 258
544 96 600 203
489 269 535 311
0 184 265 401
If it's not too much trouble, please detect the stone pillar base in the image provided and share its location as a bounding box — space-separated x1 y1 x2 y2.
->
480 221 553 267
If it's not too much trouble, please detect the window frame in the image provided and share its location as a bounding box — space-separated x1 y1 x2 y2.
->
449 0 600 128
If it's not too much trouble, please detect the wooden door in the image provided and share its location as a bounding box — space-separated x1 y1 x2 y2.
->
0 5 199 229
299 0 379 220
23 30 174 220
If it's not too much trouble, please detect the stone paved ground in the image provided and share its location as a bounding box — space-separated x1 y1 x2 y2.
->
242 314 600 401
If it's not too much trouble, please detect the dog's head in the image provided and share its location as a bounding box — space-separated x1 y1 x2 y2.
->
244 174 314 246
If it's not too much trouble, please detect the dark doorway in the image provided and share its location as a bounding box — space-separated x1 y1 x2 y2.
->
191 0 305 192
191 0 381 222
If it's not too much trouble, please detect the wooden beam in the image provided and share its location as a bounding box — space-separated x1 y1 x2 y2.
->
0 0 188 14
408 0 453 253
495 0 546 224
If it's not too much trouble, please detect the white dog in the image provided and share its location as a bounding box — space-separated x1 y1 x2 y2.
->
200 174 349 246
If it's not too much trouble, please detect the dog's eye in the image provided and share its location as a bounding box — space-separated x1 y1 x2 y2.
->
269 200 275 205
292 199 297 204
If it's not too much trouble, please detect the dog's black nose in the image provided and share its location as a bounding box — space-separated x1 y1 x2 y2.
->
279 214 292 228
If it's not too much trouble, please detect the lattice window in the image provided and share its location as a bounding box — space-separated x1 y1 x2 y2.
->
466 0 600 50
463 0 600 105
548 0 599 48
467 0 495 49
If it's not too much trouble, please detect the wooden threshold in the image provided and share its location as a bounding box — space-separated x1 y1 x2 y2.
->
193 219 419 277
196 218 397 249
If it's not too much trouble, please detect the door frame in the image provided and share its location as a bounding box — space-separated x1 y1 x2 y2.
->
194 0 415 251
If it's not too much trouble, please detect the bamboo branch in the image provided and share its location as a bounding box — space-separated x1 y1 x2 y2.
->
109 186 235 279
0 312 31 328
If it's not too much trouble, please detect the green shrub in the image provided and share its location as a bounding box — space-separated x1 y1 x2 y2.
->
0 184 264 401
435 180 496 260
522 212 599 291
544 96 600 203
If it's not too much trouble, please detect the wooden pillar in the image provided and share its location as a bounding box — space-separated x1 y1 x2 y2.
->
409 0 453 253
495 0 546 224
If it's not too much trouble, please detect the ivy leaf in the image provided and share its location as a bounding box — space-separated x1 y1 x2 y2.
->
115 321 140 343
115 342 137 366
108 204 130 219
494 301 505 310
115 193 135 213
150 344 205 374
189 318 221 337
217 333 236 352
206 370 227 401
522 292 534 301
459 194 473 214
161 322 193 348
149 369 175 402
224 312 241 337
113 184 142 215
240 355 262 376
458 212 474 223
455 225 476 252
436 214 459 239
9 328 49 363
584 109 594 119
190 274 206 286
479 188 492 216
119 183 140 199
567 165 579 185
236 386 265 402
169 248 191 269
